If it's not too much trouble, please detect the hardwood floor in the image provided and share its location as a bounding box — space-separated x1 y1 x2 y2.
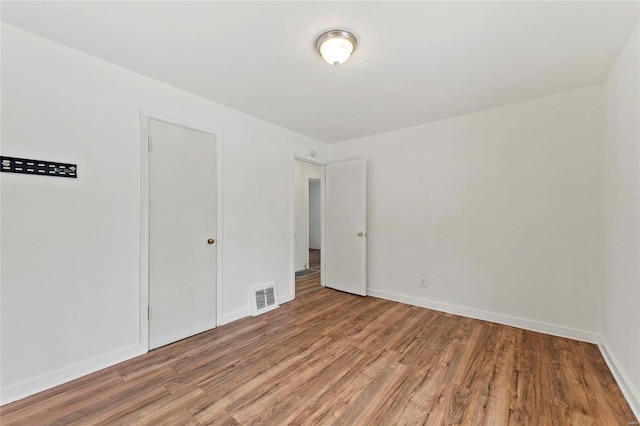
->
309 249 320 271
2 273 636 425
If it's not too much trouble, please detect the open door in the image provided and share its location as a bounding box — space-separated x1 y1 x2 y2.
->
325 159 367 296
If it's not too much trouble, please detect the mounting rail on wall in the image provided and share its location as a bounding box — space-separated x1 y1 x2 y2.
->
0 156 77 178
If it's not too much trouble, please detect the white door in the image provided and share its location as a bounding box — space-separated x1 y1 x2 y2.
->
325 159 367 296
149 119 217 350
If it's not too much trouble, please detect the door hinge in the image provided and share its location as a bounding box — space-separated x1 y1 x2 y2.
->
148 305 151 321
148 136 152 151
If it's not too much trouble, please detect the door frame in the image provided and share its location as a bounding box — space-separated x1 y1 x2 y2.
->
290 155 326 300
139 109 224 352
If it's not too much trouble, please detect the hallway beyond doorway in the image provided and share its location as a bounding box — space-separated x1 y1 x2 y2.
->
294 249 320 278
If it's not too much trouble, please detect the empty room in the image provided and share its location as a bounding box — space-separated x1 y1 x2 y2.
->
1 1 639 424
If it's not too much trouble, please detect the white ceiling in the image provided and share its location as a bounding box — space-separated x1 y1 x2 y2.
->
2 1 638 143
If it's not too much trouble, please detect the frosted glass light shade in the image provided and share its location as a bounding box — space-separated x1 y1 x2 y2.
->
316 30 357 66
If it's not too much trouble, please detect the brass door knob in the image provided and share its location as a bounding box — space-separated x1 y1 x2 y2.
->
208 238 215 245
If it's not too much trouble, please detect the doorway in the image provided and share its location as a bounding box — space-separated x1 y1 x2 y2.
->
141 112 222 351
292 157 368 298
294 160 323 296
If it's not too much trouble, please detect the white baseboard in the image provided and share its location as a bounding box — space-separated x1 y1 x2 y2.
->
222 307 251 325
309 246 321 250
295 266 306 272
367 289 600 344
599 338 640 420
279 293 294 304
0 343 146 406
222 293 294 325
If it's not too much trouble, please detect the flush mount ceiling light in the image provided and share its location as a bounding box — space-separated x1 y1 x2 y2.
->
316 30 357 66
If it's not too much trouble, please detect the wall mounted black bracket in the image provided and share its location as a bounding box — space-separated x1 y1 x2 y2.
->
0 156 77 178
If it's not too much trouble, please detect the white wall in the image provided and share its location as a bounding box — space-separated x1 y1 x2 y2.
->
0 24 326 404
329 85 604 340
309 180 321 250
602 24 640 413
294 160 322 270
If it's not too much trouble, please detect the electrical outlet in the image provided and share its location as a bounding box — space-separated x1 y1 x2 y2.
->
420 278 427 288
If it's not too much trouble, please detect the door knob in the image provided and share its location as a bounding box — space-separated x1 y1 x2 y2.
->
357 232 363 237
208 238 215 245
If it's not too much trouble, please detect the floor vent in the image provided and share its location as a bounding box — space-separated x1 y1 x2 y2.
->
250 283 279 316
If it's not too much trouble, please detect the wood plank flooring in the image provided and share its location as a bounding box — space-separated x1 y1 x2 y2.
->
1 272 636 425
309 249 320 271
